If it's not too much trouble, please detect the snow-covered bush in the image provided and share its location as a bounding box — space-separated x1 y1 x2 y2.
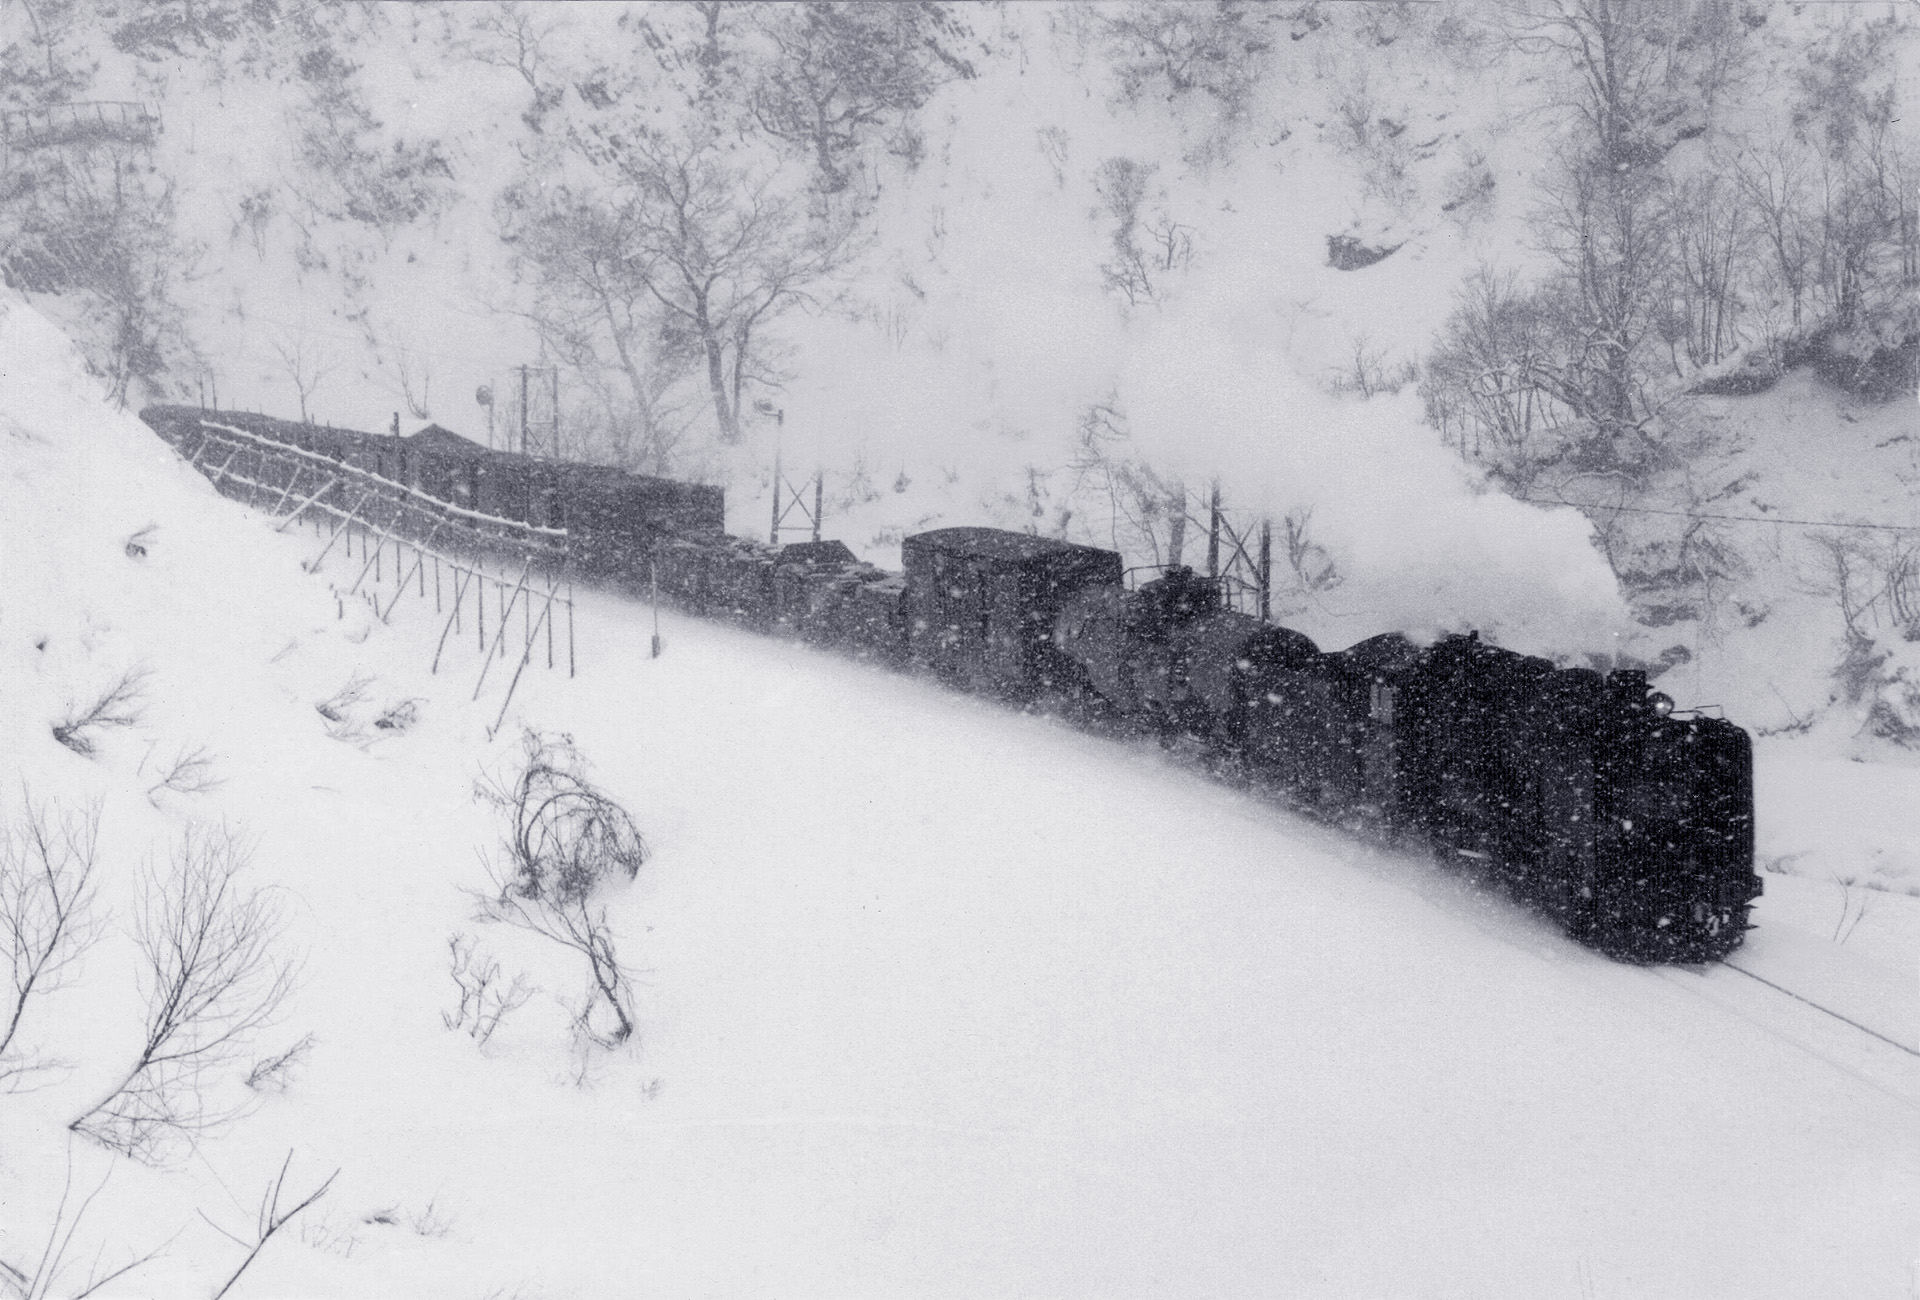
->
473 732 645 1048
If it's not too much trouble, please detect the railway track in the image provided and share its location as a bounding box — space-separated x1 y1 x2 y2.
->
1655 956 1920 1110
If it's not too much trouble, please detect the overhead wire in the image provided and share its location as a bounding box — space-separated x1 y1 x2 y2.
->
1514 495 1920 535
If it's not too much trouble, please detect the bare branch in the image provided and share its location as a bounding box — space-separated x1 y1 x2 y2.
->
144 745 223 806
441 932 533 1046
52 668 148 757
208 1152 339 1300
69 827 299 1163
0 792 105 1068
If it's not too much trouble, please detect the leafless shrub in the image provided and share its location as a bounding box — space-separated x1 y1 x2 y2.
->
315 674 373 724
1807 532 1920 744
201 1151 338 1300
441 932 533 1047
1282 510 1342 595
143 744 223 805
1831 873 1876 945
473 733 646 1048
296 1215 362 1260
373 699 421 733
1066 398 1188 563
407 1200 453 1239
1328 331 1418 399
69 826 299 1162
245 1032 317 1094
476 732 648 907
52 668 148 757
1 795 104 1088
317 675 380 747
360 1199 451 1238
1093 157 1193 308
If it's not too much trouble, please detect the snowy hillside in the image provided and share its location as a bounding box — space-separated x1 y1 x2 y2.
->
3 290 1917 1296
3 0 1919 1292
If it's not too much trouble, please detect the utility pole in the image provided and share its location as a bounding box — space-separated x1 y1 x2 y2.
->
766 406 785 544
1207 482 1222 579
1258 520 1271 623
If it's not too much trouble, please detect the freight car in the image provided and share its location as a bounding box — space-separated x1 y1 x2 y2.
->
139 405 721 578
143 405 1759 963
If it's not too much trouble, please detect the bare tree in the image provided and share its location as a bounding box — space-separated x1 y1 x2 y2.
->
0 795 104 1083
497 189 701 472
269 333 338 426
1665 170 1749 371
1093 157 1158 308
1528 131 1671 467
1422 265 1571 486
1792 14 1910 334
1496 0 1765 466
473 733 646 1048
1328 331 1416 400
1097 0 1281 128
462 0 564 128
557 119 860 443
391 342 433 421
1735 130 1818 333
749 1 976 192
70 826 298 1162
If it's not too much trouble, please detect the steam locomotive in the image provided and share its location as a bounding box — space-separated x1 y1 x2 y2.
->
141 405 1761 964
652 525 1759 964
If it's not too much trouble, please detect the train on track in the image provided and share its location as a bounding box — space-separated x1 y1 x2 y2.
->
143 404 1762 964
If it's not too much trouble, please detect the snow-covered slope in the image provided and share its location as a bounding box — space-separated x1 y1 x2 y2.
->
2 298 1916 1298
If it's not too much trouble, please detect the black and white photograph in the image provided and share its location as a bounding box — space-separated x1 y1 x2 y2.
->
0 1 1915 1295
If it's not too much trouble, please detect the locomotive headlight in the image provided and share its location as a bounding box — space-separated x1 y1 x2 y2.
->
1649 692 1674 717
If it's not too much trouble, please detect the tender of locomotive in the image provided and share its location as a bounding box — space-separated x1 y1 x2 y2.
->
143 405 1760 964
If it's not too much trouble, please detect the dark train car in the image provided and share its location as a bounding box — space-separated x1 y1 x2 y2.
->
769 542 907 662
1318 632 1423 822
138 406 724 582
903 528 1122 699
1393 634 1583 885
1054 568 1346 803
702 536 779 627
771 539 861 640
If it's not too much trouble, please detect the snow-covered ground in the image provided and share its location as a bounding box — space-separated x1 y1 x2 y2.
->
4 288 1917 1300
